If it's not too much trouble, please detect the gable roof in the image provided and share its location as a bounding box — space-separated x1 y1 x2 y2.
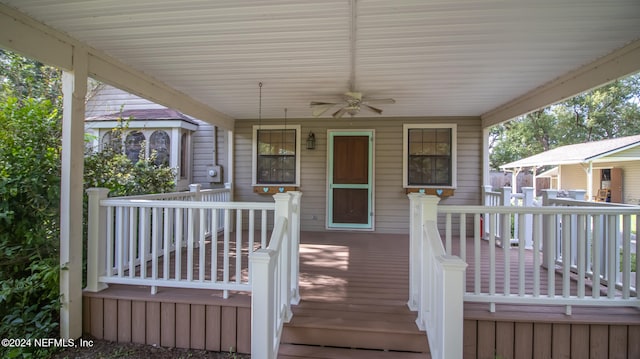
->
500 134 640 169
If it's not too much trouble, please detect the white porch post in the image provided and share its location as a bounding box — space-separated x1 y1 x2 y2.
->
407 192 423 311
60 46 88 339
288 191 302 305
85 188 109 292
522 187 534 249
482 127 491 188
273 193 293 321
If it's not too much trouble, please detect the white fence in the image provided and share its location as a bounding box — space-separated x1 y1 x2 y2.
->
408 194 467 359
86 187 302 359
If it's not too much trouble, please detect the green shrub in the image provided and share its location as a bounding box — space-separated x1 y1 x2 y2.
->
84 123 176 197
0 97 61 358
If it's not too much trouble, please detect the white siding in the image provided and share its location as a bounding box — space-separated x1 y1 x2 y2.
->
233 117 483 234
85 84 166 117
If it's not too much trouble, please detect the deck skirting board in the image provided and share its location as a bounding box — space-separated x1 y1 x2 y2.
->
464 319 640 358
82 287 251 354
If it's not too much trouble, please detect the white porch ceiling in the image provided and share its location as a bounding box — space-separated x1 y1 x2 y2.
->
3 0 640 123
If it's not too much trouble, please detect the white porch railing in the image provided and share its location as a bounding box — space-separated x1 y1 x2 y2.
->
481 185 536 248
86 187 302 359
408 194 467 359
438 202 639 315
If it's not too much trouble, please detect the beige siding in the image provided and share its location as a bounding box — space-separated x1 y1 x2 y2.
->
598 161 640 205
558 164 588 194
233 117 482 234
192 124 230 188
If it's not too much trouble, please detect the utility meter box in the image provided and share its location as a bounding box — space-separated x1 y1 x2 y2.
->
206 165 222 183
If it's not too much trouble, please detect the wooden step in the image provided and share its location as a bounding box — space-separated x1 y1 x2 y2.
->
278 343 431 359
281 300 429 353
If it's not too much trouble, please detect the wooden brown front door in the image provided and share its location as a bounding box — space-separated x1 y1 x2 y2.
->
328 131 373 229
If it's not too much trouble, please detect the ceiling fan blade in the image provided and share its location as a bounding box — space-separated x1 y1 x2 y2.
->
362 104 383 115
332 107 349 119
363 97 396 104
310 101 340 107
311 104 335 117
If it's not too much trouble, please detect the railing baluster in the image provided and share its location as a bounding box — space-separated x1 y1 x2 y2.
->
129 207 136 279
445 213 452 254
140 208 147 279
546 213 556 298
636 214 639 293
474 213 481 295
261 209 268 248
199 208 206 282
116 207 124 277
562 214 571 299
223 209 230 299
502 211 510 296
518 212 525 297
248 209 255 284
175 208 183 281
106 206 114 277
533 213 541 297
187 208 194 282
622 214 631 299
460 213 466 291
489 213 496 312
607 214 617 299
577 214 586 298
592 215 601 298
163 208 170 280
151 208 159 281
236 209 243 284
211 209 218 283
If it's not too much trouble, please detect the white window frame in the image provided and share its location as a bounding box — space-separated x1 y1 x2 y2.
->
252 124 301 186
402 123 457 188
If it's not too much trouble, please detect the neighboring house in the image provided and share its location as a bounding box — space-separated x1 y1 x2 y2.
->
501 134 640 204
85 85 230 191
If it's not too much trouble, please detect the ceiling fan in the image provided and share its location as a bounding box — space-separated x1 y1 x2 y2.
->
310 91 396 118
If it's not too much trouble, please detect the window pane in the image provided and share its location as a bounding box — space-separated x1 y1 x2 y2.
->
102 131 122 153
150 130 170 166
407 127 452 186
125 131 145 164
256 129 297 184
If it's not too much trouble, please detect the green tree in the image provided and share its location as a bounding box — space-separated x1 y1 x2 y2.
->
1 49 175 358
490 73 640 169
0 49 62 109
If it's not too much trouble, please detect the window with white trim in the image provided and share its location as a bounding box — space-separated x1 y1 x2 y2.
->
252 125 301 186
403 124 457 188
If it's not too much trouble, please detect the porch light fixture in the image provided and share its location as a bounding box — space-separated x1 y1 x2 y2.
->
306 131 316 150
